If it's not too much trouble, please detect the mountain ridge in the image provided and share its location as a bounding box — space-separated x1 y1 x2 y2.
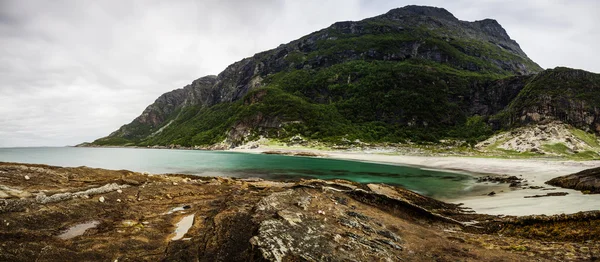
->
89 5 599 150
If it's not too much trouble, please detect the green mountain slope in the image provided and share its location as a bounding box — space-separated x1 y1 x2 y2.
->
90 6 598 148
495 67 600 132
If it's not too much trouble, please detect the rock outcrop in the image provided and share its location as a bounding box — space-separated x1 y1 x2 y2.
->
547 167 600 194
1 162 600 261
499 68 600 134
476 121 600 156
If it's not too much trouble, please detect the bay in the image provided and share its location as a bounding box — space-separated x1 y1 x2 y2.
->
0 147 479 199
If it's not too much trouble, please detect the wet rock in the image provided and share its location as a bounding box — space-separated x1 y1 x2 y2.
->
488 191 496 196
262 150 327 157
477 175 522 184
524 192 569 198
547 167 600 194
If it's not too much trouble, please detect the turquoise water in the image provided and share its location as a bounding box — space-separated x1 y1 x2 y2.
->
0 147 477 199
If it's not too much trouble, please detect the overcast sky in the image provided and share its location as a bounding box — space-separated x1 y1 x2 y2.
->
1 0 598 147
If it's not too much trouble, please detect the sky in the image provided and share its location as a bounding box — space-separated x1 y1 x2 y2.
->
1 0 598 147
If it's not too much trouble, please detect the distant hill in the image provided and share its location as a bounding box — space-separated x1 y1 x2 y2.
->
89 5 599 149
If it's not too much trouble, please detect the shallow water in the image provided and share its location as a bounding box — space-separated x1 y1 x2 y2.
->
57 221 100 240
172 214 195 241
0 147 482 199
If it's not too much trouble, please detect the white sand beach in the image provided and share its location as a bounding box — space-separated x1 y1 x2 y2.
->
233 147 600 216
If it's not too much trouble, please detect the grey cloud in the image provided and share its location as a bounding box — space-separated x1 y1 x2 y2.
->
0 0 598 147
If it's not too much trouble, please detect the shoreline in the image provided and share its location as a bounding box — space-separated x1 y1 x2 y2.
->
231 146 600 216
34 145 600 216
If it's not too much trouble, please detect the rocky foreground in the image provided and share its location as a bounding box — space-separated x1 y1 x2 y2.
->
1 162 599 261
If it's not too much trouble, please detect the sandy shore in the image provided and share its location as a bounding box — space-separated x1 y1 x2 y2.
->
232 147 600 216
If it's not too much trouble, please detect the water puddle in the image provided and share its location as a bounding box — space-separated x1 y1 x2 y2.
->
171 214 194 241
164 205 191 215
57 221 100 240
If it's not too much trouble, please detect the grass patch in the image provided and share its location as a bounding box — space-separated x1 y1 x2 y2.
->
542 143 571 155
570 128 600 148
485 136 510 151
573 150 600 160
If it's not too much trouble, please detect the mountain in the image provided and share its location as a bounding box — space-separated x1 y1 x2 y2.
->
90 5 599 149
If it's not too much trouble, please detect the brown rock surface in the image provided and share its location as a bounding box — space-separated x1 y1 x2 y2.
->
547 166 600 193
0 162 599 261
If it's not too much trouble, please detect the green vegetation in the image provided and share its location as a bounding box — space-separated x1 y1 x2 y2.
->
92 9 600 152
309 28 533 77
94 58 599 150
570 128 600 148
92 136 134 146
94 62 600 150
499 67 600 127
572 151 600 160
542 143 572 155
96 59 504 147
540 142 600 160
140 102 241 146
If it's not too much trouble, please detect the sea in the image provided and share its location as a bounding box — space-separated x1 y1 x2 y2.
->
0 147 482 199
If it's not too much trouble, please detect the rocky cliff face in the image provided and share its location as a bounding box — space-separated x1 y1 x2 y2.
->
467 75 532 119
108 76 217 140
381 6 527 57
499 68 600 134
